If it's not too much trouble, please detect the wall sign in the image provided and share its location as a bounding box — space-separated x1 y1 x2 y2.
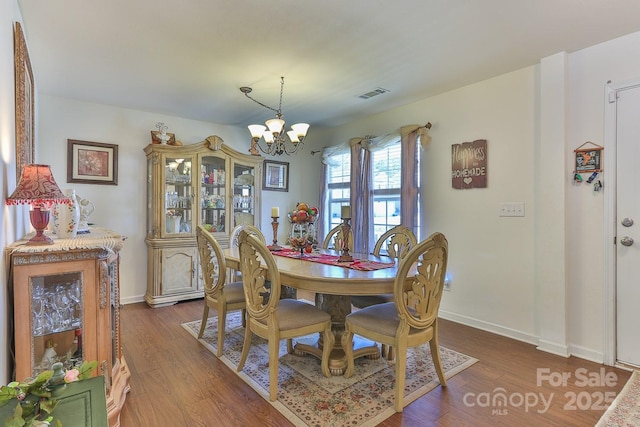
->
452 139 487 189
574 141 603 173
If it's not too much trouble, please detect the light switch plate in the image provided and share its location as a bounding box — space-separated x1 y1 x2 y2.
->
499 202 525 217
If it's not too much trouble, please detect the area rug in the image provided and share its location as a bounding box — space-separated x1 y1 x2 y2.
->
181 310 478 427
596 370 640 426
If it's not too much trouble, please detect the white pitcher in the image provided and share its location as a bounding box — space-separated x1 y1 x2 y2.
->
52 189 81 238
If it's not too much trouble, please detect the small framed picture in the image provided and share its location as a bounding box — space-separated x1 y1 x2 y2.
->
67 139 118 185
574 147 603 173
263 160 289 192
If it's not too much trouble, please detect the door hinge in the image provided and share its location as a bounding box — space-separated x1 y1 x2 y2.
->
614 236 616 244
609 91 618 103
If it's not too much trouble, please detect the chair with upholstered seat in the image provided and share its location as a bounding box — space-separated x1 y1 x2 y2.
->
351 225 418 358
342 232 449 412
195 225 246 356
351 225 417 307
230 223 297 299
228 224 266 281
322 224 354 252
230 223 265 247
236 231 335 401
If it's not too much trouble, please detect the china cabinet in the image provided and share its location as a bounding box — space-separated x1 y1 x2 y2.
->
144 137 262 307
6 227 130 427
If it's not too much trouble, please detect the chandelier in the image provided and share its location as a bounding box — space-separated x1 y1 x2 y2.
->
240 77 309 156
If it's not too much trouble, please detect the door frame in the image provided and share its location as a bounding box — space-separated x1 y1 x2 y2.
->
603 80 640 366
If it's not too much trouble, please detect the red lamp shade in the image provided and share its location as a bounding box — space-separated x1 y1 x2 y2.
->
6 164 70 245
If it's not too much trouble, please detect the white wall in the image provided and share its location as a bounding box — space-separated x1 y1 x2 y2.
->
11 19 640 383
37 95 317 303
318 31 640 362
0 0 32 385
322 68 539 341
566 31 640 359
37 96 247 302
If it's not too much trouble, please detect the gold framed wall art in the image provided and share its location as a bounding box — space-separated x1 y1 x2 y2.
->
14 21 35 183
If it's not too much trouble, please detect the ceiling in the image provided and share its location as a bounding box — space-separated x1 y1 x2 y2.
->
18 0 640 131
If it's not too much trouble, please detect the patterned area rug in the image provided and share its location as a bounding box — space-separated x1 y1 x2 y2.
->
181 310 478 427
597 370 640 426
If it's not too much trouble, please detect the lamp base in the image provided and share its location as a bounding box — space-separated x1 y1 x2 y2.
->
28 208 54 245
26 233 54 245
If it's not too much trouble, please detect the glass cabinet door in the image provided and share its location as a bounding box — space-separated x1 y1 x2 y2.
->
165 156 193 235
31 272 85 375
232 161 256 228
200 154 227 233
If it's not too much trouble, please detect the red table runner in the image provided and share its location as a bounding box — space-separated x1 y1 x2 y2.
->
271 248 395 271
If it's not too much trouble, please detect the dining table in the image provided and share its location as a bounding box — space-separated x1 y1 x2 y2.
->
223 245 408 375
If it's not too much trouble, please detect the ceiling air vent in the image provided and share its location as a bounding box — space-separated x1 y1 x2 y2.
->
358 87 390 100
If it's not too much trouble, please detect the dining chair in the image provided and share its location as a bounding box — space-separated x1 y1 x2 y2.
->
322 224 354 252
342 232 449 412
236 231 335 401
351 224 418 359
230 223 297 299
229 224 266 281
195 225 246 356
230 223 265 247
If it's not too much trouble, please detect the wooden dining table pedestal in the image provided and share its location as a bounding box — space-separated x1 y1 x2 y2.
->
223 247 403 375
293 294 381 375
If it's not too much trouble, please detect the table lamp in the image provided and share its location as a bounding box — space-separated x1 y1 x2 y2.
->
6 164 70 245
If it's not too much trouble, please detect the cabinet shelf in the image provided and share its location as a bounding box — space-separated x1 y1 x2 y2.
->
145 138 262 307
7 227 130 427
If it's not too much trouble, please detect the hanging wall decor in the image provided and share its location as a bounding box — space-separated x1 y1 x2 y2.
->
14 22 35 184
452 139 487 189
574 141 603 173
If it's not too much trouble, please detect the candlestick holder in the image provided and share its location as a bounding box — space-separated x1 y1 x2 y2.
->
338 217 353 262
268 216 282 250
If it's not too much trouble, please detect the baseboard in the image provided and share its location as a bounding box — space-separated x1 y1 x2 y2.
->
123 297 604 363
439 310 611 362
439 310 538 346
121 295 146 305
569 344 604 364
537 339 570 358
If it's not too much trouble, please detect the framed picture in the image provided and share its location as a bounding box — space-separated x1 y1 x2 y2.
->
67 139 119 185
263 160 289 192
574 147 603 173
14 22 35 183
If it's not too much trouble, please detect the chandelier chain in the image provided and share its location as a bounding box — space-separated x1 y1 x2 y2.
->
243 77 284 117
240 76 308 156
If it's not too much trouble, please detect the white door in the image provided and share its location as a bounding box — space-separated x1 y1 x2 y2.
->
615 84 640 367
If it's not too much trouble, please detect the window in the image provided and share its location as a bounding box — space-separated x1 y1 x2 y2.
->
371 143 402 246
326 152 351 231
323 135 421 252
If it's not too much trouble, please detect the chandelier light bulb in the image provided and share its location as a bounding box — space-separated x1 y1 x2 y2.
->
240 76 309 156
248 124 266 139
287 130 299 143
291 123 310 141
265 118 285 135
263 131 275 144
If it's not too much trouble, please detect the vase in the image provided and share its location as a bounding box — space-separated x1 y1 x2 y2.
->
52 189 81 239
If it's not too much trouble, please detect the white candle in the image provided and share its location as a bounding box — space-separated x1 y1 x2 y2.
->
271 207 280 217
341 205 351 218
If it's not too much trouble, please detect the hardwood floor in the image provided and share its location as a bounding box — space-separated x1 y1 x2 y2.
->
119 297 632 426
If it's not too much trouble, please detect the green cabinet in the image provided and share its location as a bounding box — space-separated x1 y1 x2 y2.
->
0 377 107 427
